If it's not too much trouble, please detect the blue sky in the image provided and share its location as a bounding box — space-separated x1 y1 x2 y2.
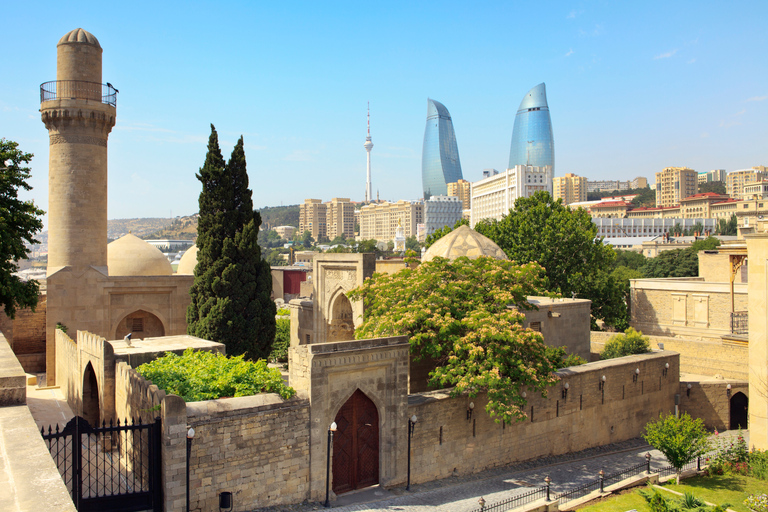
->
3 1 767 226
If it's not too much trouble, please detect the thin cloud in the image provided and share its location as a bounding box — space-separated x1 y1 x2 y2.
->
747 95 767 102
654 49 678 60
719 110 745 129
687 58 696 64
565 48 574 57
701 132 709 138
567 10 576 18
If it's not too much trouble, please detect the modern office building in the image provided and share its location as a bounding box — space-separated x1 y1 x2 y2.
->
508 83 555 173
553 173 587 205
424 195 463 236
470 165 553 227
446 179 471 210
655 167 697 207
422 99 463 199
359 200 424 242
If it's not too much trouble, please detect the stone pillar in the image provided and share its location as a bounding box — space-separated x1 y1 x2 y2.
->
746 234 768 450
41 28 115 274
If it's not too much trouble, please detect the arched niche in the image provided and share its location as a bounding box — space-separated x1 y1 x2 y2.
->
82 362 100 427
327 292 355 342
114 309 165 340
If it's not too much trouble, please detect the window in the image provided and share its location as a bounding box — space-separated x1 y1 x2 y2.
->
529 321 542 332
132 318 144 332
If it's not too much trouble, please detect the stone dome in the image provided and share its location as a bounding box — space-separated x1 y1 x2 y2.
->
58 28 101 48
108 234 173 276
176 245 198 275
422 225 508 262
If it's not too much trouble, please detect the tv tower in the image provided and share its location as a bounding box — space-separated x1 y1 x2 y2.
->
364 102 373 202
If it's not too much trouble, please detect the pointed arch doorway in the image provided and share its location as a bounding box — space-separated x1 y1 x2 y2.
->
332 389 380 494
730 392 748 430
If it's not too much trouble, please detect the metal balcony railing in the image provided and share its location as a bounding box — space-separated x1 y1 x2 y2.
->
40 80 118 107
731 311 748 335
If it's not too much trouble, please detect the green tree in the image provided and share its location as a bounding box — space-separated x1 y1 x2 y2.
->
425 218 469 248
698 181 726 195
475 191 625 329
0 139 45 317
643 412 710 484
264 249 287 266
717 214 737 236
354 239 380 255
329 234 347 246
405 235 421 252
600 327 651 359
348 256 564 423
301 230 314 248
187 126 276 360
630 187 656 207
641 237 721 278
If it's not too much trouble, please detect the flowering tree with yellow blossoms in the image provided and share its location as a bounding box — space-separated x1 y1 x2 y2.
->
348 256 565 424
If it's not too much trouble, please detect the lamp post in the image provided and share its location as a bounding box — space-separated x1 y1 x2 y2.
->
406 415 417 490
324 422 337 508
186 427 195 512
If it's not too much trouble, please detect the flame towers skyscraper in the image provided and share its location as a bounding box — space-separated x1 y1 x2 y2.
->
508 83 555 173
422 98 463 199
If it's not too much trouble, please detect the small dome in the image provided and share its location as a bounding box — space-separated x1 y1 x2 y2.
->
423 225 508 262
58 28 101 48
108 234 173 276
176 245 198 275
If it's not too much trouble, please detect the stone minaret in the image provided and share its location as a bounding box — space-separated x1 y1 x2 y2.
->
41 28 116 274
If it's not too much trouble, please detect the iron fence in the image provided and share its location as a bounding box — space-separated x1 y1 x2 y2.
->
731 311 748 335
40 80 118 107
602 460 648 488
557 479 602 503
469 486 547 512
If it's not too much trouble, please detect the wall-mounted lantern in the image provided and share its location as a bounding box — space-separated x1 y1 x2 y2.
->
467 402 474 421
562 382 569 399
633 368 640 383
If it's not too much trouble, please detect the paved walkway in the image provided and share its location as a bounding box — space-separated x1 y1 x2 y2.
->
254 431 747 512
25 375 73 432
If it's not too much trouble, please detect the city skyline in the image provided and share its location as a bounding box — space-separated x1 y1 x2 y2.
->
2 1 767 228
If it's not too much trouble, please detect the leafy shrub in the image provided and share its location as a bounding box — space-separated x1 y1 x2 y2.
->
269 318 291 363
601 327 651 360
639 486 674 512
707 429 749 476
136 348 295 402
276 307 290 316
544 346 587 369
750 450 768 480
677 492 704 510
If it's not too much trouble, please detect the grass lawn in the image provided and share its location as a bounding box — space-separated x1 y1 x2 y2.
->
576 474 766 512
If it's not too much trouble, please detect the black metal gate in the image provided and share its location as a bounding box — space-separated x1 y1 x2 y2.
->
41 416 162 512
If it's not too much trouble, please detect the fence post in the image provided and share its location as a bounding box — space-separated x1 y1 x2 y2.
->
646 452 652 474
599 469 605 493
478 496 486 511
545 476 551 501
697 456 701 471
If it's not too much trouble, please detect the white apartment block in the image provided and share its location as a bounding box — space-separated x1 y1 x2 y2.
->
593 217 717 238
359 200 424 242
727 168 768 200
424 195 463 236
470 165 553 227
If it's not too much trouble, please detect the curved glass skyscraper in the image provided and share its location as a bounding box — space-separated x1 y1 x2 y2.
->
422 99 463 199
508 83 555 173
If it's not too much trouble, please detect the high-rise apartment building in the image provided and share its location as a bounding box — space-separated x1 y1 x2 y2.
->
299 199 327 240
424 195 463 236
655 167 697 207
587 177 648 193
553 173 587 205
509 83 555 173
470 165 553 227
326 198 355 240
698 169 727 185
422 99 463 199
359 200 424 242
727 168 768 200
446 179 471 210
299 198 354 241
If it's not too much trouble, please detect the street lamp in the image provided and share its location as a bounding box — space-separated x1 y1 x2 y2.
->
324 422 337 508
406 415 417 490
186 427 195 512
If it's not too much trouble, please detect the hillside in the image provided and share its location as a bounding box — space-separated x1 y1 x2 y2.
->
142 215 199 240
259 205 300 230
107 218 175 239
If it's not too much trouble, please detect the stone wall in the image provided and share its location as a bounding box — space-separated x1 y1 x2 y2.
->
0 332 26 406
405 352 679 485
114 361 166 422
0 294 47 373
590 331 748 380
630 277 748 340
679 378 748 431
185 395 311 510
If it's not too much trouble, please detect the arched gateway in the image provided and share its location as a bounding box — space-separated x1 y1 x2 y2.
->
332 389 380 494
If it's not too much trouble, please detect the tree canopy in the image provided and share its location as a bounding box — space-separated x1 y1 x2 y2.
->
641 237 721 278
348 256 566 423
0 139 45 318
698 181 726 195
643 412 710 484
474 191 626 329
187 126 276 360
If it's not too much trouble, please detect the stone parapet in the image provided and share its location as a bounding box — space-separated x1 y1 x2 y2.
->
0 332 26 406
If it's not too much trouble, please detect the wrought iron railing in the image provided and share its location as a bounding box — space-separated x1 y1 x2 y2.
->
40 80 118 107
469 486 547 512
557 479 602 503
731 311 748 335
602 461 648 488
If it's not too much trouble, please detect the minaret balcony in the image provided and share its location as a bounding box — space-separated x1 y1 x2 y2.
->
40 80 118 107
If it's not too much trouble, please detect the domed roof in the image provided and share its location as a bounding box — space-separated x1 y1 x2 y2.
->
422 225 508 262
176 245 198 275
108 234 173 276
58 28 101 48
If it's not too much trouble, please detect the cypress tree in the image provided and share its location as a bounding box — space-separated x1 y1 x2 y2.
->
187 125 276 359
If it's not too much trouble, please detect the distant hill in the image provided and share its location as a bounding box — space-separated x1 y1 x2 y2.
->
141 215 199 240
107 218 176 240
259 205 300 230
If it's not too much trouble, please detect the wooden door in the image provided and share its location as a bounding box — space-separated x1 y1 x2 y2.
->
332 389 379 494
